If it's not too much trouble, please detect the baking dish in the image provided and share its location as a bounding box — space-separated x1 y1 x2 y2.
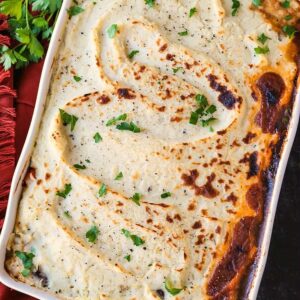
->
0 0 299 298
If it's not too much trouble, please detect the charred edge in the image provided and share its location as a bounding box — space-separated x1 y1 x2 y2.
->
117 88 136 99
247 152 259 179
207 74 241 109
238 32 300 300
33 266 49 288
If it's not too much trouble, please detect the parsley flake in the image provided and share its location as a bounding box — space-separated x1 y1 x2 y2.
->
67 5 84 17
165 279 183 296
56 184 72 199
115 172 123 180
145 0 155 7
73 75 82 82
128 50 140 59
178 30 188 36
161 192 171 198
93 132 102 143
121 229 145 246
86 225 100 243
252 0 262 6
98 184 107 197
107 24 118 38
15 251 35 277
283 25 297 39
64 211 72 218
254 46 270 54
106 113 127 126
257 33 270 44
131 193 142 206
172 67 183 74
124 255 131 261
189 7 197 17
231 0 240 16
281 0 290 8
59 109 78 131
116 122 141 133
73 164 86 170
284 15 292 21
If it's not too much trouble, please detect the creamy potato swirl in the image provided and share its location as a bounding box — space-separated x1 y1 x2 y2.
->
5 1 298 299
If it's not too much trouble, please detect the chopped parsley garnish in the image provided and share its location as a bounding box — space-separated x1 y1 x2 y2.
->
106 113 127 126
107 24 118 38
283 25 297 39
164 279 183 296
178 30 188 36
131 193 142 206
121 229 145 246
15 251 35 277
93 132 102 143
59 109 78 131
115 172 123 180
257 33 270 44
254 46 270 54
56 183 72 198
231 0 240 16
252 0 261 6
145 0 155 7
98 184 107 197
124 255 131 262
67 5 84 17
116 122 141 133
189 94 217 129
161 192 171 198
73 75 82 82
281 0 290 8
128 50 140 59
86 225 100 243
172 67 183 74
189 7 197 17
73 164 86 170
284 15 292 21
64 211 72 218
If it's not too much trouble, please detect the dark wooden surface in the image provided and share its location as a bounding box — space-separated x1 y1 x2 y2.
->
257 126 300 299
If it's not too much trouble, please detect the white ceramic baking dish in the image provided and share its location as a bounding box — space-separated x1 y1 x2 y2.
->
0 0 299 298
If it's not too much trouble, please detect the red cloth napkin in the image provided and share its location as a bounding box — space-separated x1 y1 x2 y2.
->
0 13 43 299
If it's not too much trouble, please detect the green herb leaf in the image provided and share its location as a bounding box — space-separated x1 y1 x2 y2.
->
0 0 23 20
161 192 171 198
59 109 78 131
64 211 72 218
231 0 240 16
86 225 100 243
201 117 217 127
128 50 139 59
73 164 86 170
116 122 141 133
189 7 197 17
67 5 84 17
282 25 297 39
252 0 262 6
284 15 292 21
15 251 35 277
56 183 72 198
107 24 118 38
281 0 290 8
172 67 183 74
178 30 188 36
254 46 270 54
93 132 102 143
15 28 31 44
189 111 199 125
73 75 82 82
145 0 155 7
206 105 217 114
121 229 145 246
106 113 127 126
257 33 270 44
32 17 48 29
131 193 142 206
165 279 183 296
195 94 208 107
124 255 131 261
115 172 123 180
98 183 107 197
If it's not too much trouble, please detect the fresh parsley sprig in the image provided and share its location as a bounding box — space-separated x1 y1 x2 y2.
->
0 0 62 70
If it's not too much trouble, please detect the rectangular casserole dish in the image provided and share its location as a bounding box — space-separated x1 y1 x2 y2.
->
0 0 299 299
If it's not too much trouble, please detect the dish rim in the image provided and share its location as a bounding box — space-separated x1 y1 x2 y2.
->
0 0 299 298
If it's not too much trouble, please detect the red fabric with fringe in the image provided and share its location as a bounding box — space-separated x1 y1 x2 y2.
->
0 13 37 300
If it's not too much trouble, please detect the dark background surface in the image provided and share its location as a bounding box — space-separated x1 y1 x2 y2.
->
257 126 300 299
